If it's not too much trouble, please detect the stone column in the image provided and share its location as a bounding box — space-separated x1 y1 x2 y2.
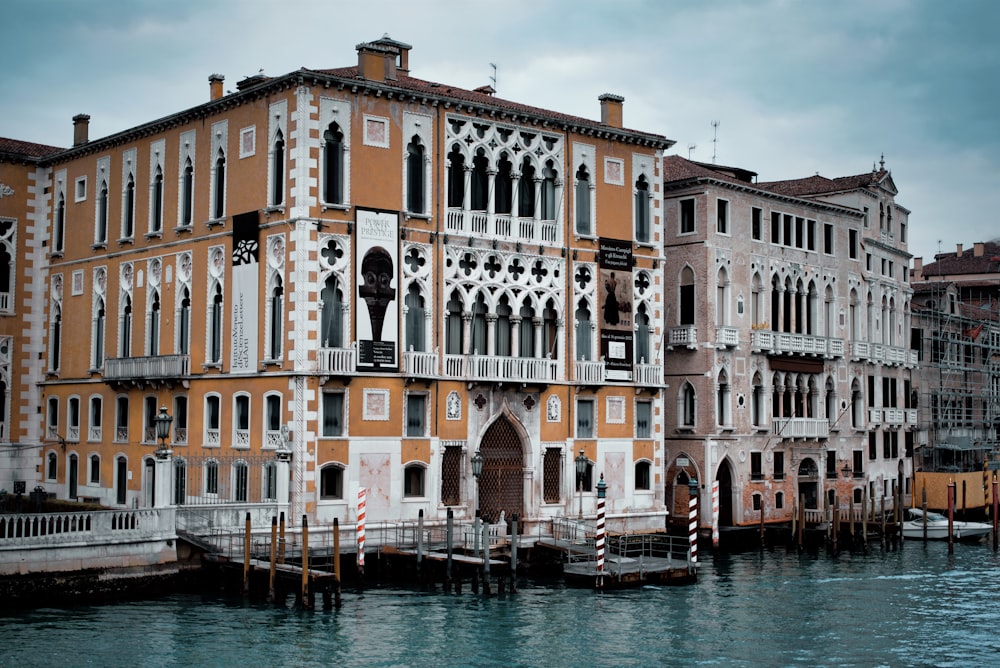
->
154 448 173 508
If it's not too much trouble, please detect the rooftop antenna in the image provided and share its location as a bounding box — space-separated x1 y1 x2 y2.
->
687 144 696 159
711 120 720 164
489 62 497 91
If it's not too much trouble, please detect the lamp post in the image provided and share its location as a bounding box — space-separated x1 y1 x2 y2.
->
575 448 588 519
154 405 173 457
471 450 484 561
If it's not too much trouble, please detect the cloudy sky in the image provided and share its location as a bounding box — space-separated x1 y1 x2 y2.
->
4 0 997 264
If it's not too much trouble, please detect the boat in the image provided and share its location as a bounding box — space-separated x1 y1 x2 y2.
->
901 507 992 541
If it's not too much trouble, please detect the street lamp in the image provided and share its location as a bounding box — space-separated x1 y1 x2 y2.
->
575 448 588 519
471 449 484 512
154 405 173 456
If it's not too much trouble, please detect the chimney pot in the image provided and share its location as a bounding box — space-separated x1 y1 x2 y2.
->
974 242 985 257
599 93 624 129
957 243 963 257
209 74 225 101
72 114 91 146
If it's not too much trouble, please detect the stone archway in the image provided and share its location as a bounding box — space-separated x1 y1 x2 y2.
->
477 415 524 523
798 458 819 510
716 459 735 526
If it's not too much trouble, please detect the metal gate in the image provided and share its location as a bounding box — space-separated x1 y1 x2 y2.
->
478 417 524 523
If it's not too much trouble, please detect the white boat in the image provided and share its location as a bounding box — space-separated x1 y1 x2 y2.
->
901 508 992 540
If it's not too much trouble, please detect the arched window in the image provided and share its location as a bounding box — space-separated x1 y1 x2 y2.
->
717 267 730 327
233 461 249 502
495 153 513 215
320 275 343 348
519 304 536 358
575 164 591 235
634 175 650 243
89 396 102 442
96 179 108 244
212 148 226 219
47 451 58 480
635 460 651 491
271 131 285 206
680 382 696 428
120 295 132 358
234 394 250 447
268 278 284 360
495 296 512 356
324 123 344 205
543 299 559 360
181 157 194 226
518 159 536 218
50 303 62 373
54 192 66 252
751 372 764 428
575 300 592 361
470 293 487 355
205 459 219 495
541 161 557 221
851 379 863 429
717 369 731 427
447 145 465 208
635 303 651 364
147 290 161 356
173 459 186 504
404 284 425 352
123 173 135 238
263 461 278 502
471 149 488 211
445 292 464 355
320 464 344 500
679 267 695 326
406 136 424 214
825 376 837 424
151 166 164 232
404 464 426 498
173 396 188 445
93 297 106 369
208 282 223 364
177 287 191 355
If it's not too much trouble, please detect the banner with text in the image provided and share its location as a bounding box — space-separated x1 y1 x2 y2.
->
230 211 260 374
599 237 633 381
356 209 399 371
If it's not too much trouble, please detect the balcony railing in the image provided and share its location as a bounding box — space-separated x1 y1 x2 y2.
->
575 359 605 384
716 326 739 348
751 331 843 358
447 208 558 245
634 363 662 386
403 349 438 377
905 408 918 425
444 353 558 383
318 346 355 375
771 417 830 440
104 355 190 380
850 341 916 367
883 408 905 426
868 408 882 426
668 326 698 349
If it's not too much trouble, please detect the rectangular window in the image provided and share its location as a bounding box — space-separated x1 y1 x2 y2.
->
795 217 804 248
773 451 784 480
576 398 595 438
543 447 562 503
680 199 695 234
750 451 763 480
807 219 816 251
783 215 793 248
716 199 729 234
823 223 834 254
406 394 426 437
440 446 462 506
826 450 838 479
636 400 652 439
868 432 877 460
322 392 344 437
751 207 762 240
320 466 344 500
853 449 864 475
770 211 780 244
883 432 891 459
849 229 859 259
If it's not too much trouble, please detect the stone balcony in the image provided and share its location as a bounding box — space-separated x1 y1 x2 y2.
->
445 353 558 384
667 326 698 350
446 208 559 245
751 330 844 358
850 341 918 368
771 417 830 440
402 349 438 378
318 346 355 375
103 355 190 388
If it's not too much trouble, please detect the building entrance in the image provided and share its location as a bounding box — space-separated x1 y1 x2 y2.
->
477 416 524 524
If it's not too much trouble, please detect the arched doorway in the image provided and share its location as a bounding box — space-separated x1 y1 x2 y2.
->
798 458 819 509
116 456 128 505
477 415 524 523
716 459 734 526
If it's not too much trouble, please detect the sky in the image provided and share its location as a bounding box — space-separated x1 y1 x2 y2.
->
3 0 998 265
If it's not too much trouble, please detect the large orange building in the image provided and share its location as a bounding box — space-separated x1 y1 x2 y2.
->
1 37 673 534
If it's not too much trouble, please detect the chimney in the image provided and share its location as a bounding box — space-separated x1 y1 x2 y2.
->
913 257 923 279
209 74 225 101
599 93 624 129
370 34 412 75
974 242 985 257
72 114 91 146
357 43 396 82
956 243 963 257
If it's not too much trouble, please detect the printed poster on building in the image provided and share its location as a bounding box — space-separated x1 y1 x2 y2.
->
356 208 399 371
231 211 260 374
599 237 633 381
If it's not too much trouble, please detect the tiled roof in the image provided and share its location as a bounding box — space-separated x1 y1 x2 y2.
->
919 242 1000 277
0 136 64 159
663 155 756 187
306 67 670 146
756 169 888 197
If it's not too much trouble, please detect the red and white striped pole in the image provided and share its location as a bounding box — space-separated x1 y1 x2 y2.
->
595 474 607 589
688 478 699 569
711 479 720 548
357 487 367 574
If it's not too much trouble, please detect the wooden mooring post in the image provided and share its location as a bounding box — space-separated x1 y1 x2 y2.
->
268 515 278 603
797 494 805 550
947 480 956 555
333 517 342 608
848 496 855 548
301 515 312 609
832 495 839 554
481 519 492 596
510 513 518 594
416 509 425 580
993 476 999 552
922 484 929 542
445 509 454 592
242 512 252 596
278 511 286 564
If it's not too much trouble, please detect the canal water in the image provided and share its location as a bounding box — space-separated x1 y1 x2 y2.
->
4 541 1000 667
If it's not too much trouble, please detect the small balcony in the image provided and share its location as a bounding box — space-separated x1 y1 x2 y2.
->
634 362 662 387
850 341 916 368
103 355 190 387
883 408 905 427
868 408 882 426
905 408 918 426
668 326 698 350
447 208 559 245
318 346 355 375
403 349 438 378
575 359 605 384
751 330 843 358
715 326 739 349
445 353 558 384
771 417 830 440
